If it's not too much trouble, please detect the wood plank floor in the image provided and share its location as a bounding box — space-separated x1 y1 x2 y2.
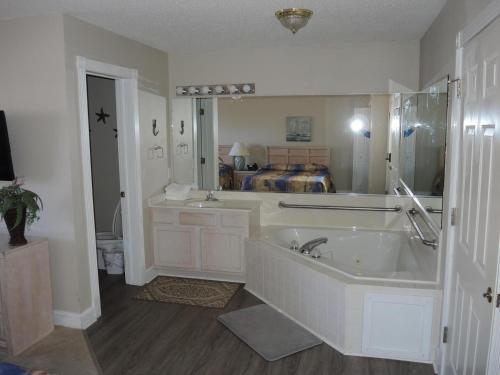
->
86 274 435 375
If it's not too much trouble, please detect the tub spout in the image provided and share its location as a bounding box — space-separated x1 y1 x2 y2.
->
299 237 328 255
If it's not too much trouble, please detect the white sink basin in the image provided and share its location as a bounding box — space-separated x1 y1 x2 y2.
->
186 200 224 208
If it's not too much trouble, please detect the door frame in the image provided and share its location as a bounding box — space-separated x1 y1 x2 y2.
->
76 57 146 323
192 97 218 190
440 2 500 373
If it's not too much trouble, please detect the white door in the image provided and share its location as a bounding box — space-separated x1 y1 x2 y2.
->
446 13 500 375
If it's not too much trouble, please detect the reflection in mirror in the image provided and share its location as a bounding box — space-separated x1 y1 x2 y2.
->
399 77 449 197
217 94 391 194
171 85 448 205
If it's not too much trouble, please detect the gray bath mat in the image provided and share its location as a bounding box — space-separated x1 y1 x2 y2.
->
217 304 322 361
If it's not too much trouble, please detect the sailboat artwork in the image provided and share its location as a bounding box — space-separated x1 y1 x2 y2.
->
286 116 312 142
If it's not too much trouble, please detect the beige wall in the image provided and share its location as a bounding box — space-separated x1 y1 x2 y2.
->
62 15 169 312
0 14 169 315
169 41 420 97
419 0 493 88
218 96 327 167
0 15 81 312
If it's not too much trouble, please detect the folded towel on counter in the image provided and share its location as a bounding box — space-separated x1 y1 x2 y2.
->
164 183 192 201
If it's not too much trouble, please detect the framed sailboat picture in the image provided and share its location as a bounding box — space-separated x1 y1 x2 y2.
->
286 116 312 142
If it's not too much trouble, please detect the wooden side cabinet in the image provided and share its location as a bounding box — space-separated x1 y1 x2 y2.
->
0 235 54 355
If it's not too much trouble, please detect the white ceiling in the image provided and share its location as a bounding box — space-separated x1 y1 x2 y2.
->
0 0 446 53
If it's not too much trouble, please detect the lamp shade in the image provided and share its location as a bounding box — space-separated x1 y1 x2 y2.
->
229 142 249 156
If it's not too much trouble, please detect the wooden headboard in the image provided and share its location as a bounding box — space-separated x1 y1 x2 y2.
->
219 145 331 168
267 146 330 167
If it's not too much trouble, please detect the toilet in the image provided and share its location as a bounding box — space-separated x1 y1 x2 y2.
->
96 201 124 274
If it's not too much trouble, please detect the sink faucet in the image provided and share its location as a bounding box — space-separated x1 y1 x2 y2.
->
299 237 328 255
205 190 219 201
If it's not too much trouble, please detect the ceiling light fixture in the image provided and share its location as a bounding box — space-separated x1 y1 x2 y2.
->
275 8 313 34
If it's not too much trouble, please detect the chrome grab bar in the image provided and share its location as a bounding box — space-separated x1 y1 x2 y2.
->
278 201 402 212
406 209 438 249
425 206 443 214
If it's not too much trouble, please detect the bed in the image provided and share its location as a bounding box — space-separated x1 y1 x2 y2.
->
239 146 335 193
240 163 335 193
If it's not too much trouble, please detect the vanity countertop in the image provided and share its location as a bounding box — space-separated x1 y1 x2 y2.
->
149 197 261 213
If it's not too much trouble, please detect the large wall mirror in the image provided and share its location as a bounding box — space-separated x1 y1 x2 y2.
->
171 79 449 216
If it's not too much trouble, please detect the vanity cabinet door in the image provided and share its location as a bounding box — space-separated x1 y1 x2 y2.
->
200 228 244 274
153 225 199 270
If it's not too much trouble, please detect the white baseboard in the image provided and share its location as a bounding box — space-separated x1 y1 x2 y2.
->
53 306 96 330
144 267 157 283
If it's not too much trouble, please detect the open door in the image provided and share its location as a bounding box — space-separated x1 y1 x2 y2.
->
443 9 500 375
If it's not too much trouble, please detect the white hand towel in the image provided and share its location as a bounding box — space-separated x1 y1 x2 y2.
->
164 183 192 201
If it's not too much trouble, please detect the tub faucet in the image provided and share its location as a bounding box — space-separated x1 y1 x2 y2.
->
205 190 219 201
299 237 328 255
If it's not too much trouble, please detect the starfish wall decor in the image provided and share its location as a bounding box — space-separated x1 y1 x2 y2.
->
96 107 110 124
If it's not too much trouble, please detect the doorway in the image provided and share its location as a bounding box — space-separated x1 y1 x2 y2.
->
195 98 218 190
77 57 146 326
86 75 125 292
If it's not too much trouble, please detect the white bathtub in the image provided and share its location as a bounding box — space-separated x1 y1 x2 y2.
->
245 225 441 363
261 226 435 283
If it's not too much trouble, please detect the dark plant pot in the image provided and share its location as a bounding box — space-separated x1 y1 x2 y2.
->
4 207 27 245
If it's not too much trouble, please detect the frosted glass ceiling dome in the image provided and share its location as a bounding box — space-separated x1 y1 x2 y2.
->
275 8 313 34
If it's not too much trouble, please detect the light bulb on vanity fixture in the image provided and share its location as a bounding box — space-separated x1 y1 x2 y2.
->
188 86 199 95
200 86 212 95
242 84 252 93
176 87 187 95
214 85 225 94
228 85 239 94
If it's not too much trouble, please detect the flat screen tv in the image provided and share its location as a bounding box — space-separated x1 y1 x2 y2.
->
0 111 15 181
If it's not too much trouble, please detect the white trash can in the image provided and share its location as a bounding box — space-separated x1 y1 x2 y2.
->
103 250 124 275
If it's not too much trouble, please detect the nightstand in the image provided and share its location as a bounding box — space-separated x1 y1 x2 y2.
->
233 170 257 190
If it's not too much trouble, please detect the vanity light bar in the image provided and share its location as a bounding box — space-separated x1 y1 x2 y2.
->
175 83 255 97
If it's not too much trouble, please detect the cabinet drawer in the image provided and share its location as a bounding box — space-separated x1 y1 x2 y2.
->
151 209 176 224
179 212 216 226
221 213 249 228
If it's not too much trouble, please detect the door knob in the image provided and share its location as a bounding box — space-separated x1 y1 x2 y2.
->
483 287 493 303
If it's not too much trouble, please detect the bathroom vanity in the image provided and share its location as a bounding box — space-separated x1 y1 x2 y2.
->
149 199 260 282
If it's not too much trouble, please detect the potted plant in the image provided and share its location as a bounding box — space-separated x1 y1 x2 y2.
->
0 182 42 245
